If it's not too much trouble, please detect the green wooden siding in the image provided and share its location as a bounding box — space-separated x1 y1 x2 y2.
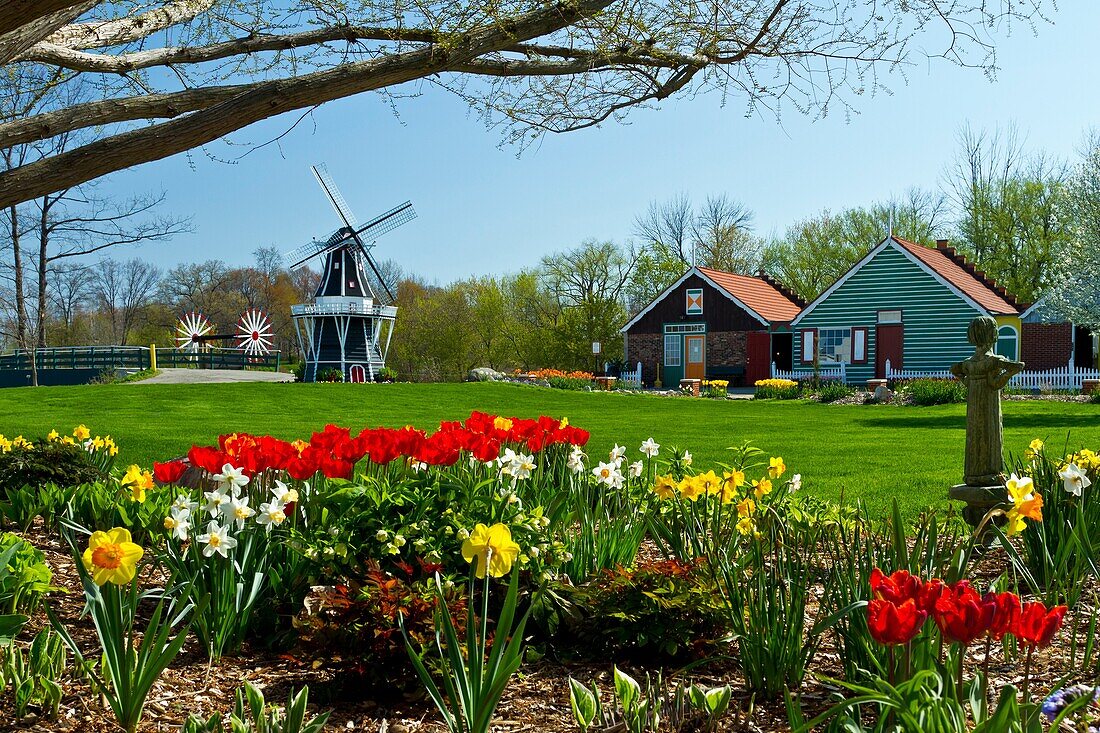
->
794 245 983 384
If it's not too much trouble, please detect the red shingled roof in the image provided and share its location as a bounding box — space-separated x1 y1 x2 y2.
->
890 237 1019 315
697 266 804 323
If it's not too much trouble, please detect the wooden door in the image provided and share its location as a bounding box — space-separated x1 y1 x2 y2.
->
745 331 772 385
685 335 706 380
875 324 904 378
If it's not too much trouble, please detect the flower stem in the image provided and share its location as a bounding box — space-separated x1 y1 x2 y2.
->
957 644 967 706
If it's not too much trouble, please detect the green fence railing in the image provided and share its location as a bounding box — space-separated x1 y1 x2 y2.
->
0 346 281 372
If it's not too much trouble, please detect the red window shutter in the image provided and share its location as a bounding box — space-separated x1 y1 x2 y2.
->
801 329 817 364
852 327 868 364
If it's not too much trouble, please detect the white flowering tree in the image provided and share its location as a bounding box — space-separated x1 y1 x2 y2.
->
1046 137 1100 330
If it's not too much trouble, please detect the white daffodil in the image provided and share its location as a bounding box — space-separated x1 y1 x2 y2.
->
163 508 192 541
171 494 198 514
498 448 519 474
790 473 802 492
682 451 693 466
272 480 299 505
376 529 390 542
204 488 231 518
213 463 249 495
592 461 621 487
610 444 627 463
256 501 287 532
640 438 660 458
511 453 537 481
1059 463 1092 497
628 460 644 478
229 496 256 530
197 520 237 558
410 461 428 472
567 447 586 474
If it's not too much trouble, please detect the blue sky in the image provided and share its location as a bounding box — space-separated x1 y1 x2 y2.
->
102 4 1098 283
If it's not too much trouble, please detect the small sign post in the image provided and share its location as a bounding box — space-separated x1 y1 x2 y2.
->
592 342 601 376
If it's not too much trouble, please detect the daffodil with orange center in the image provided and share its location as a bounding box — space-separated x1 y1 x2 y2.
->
652 475 678 500
1005 473 1043 536
82 527 144 585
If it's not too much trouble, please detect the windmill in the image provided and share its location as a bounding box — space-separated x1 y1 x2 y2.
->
287 164 416 382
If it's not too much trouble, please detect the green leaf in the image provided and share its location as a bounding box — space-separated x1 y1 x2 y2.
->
568 678 597 731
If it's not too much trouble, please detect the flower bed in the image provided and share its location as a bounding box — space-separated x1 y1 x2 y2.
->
1 421 1099 732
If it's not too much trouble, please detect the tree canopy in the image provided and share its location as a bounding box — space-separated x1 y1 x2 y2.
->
0 1 1052 207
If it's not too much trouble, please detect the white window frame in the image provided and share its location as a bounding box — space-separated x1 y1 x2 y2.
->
818 327 853 364
878 310 903 324
664 334 682 366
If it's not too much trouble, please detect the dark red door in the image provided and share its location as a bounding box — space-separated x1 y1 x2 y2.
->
875 324 904 378
746 331 772 385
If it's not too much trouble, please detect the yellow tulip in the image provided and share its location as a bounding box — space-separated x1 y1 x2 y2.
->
82 527 144 585
493 417 514 432
461 523 520 578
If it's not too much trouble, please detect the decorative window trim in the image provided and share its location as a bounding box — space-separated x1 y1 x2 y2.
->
664 323 706 334
686 288 704 315
996 324 1019 361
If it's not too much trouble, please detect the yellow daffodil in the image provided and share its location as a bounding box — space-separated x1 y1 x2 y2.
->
121 464 155 503
696 470 721 496
47 429 59 442
61 436 75 445
461 523 520 578
737 496 756 518
736 517 755 536
768 457 786 479
1004 473 1043 536
752 478 773 500
92 436 105 450
1024 438 1044 460
0 437 10 453
652 475 678 500
678 476 705 501
559 417 569 428
493 416 514 432
73 424 90 441
82 527 143 586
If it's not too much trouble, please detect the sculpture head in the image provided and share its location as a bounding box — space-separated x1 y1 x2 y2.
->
967 316 998 351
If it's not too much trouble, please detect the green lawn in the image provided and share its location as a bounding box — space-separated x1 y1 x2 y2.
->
1 381 1096 516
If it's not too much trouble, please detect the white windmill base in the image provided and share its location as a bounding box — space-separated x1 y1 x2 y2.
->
291 298 396 383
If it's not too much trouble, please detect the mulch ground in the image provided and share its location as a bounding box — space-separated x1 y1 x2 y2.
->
4 523 1092 733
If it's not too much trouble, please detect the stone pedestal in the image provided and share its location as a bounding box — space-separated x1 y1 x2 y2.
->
593 376 616 391
679 378 701 396
949 483 1004 530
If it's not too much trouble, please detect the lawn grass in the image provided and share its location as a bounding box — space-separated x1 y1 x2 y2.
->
1 381 1096 516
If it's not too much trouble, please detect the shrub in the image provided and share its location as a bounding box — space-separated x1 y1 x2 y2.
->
563 559 728 662
1090 390 1100 404
548 376 593 391
316 367 344 383
291 361 305 382
0 534 53 614
376 366 398 382
896 378 965 405
0 439 106 498
814 381 855 404
753 378 800 400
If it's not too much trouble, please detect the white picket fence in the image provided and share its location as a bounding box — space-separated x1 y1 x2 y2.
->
770 361 847 382
885 360 1100 390
606 361 643 388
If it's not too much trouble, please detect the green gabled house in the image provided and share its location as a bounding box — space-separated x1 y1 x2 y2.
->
789 235 1025 384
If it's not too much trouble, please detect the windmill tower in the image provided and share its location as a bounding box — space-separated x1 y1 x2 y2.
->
287 164 416 382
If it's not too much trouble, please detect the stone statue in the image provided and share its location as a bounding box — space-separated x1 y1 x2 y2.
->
949 316 1024 525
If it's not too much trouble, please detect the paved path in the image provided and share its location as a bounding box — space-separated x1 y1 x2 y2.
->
127 368 293 384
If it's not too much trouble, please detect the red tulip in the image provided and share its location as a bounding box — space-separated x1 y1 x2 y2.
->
319 454 353 479
1014 601 1068 649
933 581 994 645
153 460 188 484
870 568 942 613
187 444 227 474
984 592 1022 641
868 598 928 646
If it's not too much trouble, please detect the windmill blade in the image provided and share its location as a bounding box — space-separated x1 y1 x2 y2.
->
285 228 349 269
311 163 358 231
355 244 396 304
354 201 416 243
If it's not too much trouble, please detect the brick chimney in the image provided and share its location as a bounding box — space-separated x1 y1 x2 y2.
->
936 239 949 249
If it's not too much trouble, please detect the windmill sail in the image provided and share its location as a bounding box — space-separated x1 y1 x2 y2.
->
311 163 359 230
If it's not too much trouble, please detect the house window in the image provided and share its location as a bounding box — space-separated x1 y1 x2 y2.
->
664 323 706 334
818 328 853 363
664 334 682 366
996 325 1018 361
878 310 903 324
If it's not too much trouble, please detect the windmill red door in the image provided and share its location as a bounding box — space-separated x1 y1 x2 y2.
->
746 331 772 385
876 324 904 378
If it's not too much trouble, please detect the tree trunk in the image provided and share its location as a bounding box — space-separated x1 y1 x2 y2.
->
37 199 48 349
9 204 27 345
